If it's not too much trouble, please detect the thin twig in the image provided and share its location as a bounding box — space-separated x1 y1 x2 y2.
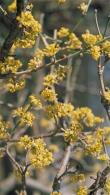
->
94 9 101 35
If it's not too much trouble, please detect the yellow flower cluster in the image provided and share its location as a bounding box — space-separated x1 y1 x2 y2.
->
90 45 101 61
14 39 36 49
18 135 31 150
78 3 88 15
77 186 88 195
102 40 110 57
71 173 85 183
17 10 41 35
16 11 41 48
28 49 44 70
73 107 103 127
41 88 57 102
29 95 42 109
44 74 57 87
29 138 53 168
57 27 82 50
43 44 59 57
97 153 109 161
18 136 53 169
8 0 16 12
57 27 70 38
13 107 35 126
55 65 68 81
46 103 74 118
6 78 25 93
83 126 110 158
64 121 82 143
0 120 10 140
51 192 62 195
85 134 103 156
81 31 103 60
68 33 82 49
82 31 99 46
43 66 68 87
0 57 22 74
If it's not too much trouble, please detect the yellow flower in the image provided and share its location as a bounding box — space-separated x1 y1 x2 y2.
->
29 95 42 108
46 103 74 118
17 11 41 36
0 57 22 74
14 38 35 48
43 66 68 87
64 121 82 143
16 11 41 48
104 178 110 195
13 107 35 126
55 65 68 81
8 0 16 12
97 154 109 161
0 120 10 140
41 88 57 102
6 78 25 93
18 135 32 150
51 192 62 195
67 33 82 49
90 46 101 60
102 40 110 57
28 57 40 69
43 74 57 87
29 139 53 168
77 186 88 195
78 3 88 15
43 44 59 57
57 27 70 38
73 107 103 127
71 173 85 183
82 31 97 46
85 135 103 156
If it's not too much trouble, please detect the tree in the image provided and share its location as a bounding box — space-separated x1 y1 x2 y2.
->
0 0 110 194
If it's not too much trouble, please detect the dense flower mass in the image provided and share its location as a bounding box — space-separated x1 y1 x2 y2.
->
77 186 88 195
13 107 35 126
102 40 110 57
90 45 101 60
67 33 82 49
29 95 42 108
64 121 82 143
57 27 70 38
15 11 41 48
82 31 98 46
6 78 25 92
28 139 53 168
72 107 103 127
0 57 22 74
46 103 74 118
41 88 57 102
43 43 59 57
0 120 10 140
